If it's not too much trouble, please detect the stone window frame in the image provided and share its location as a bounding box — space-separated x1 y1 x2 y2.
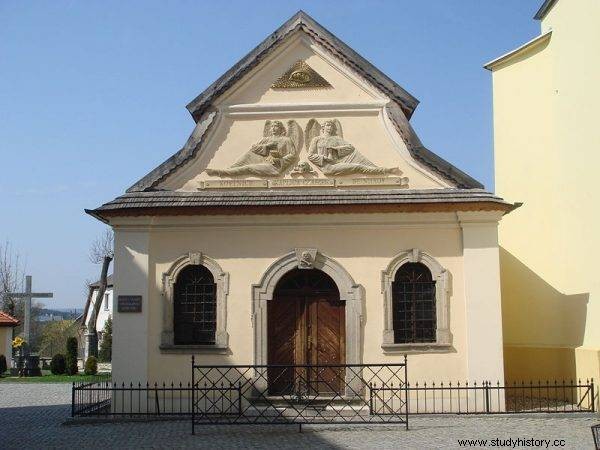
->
381 249 452 353
160 252 229 354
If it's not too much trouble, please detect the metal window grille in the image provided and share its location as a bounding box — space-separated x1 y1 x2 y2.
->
275 268 338 295
174 265 216 345
392 262 436 344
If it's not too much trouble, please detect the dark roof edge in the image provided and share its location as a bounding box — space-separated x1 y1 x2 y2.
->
85 208 109 224
185 10 419 122
385 104 484 189
534 0 558 20
125 111 217 193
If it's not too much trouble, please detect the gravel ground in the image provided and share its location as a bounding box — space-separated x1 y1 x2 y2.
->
0 383 598 449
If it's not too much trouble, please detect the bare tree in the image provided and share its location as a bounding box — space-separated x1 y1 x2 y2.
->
86 229 114 358
0 241 26 316
89 229 114 264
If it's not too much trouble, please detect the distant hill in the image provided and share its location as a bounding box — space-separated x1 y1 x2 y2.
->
36 308 82 321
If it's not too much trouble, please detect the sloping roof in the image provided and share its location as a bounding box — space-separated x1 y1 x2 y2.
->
86 188 514 222
534 0 558 20
483 31 552 71
0 311 20 327
89 274 113 289
124 11 484 193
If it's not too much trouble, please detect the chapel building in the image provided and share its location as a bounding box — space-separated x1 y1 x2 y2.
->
88 11 516 385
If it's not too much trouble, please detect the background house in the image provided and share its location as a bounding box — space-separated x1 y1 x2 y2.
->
0 311 19 369
79 274 113 361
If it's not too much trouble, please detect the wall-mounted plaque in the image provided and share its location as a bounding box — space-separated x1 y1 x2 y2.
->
117 295 142 313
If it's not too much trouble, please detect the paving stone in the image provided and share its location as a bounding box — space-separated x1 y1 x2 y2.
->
0 383 597 449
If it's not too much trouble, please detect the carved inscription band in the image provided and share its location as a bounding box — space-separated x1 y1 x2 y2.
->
199 177 409 189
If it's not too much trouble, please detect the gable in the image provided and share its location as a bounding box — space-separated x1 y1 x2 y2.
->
214 34 381 107
127 11 482 193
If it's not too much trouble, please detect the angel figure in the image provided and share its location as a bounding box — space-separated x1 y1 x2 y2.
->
205 120 302 177
306 119 398 176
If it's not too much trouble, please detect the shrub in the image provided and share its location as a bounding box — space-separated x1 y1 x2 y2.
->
0 355 7 376
98 316 112 362
84 356 98 375
50 354 66 375
65 337 78 375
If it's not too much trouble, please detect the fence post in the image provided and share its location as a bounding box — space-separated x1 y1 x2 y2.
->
368 383 373 415
71 382 75 417
191 355 195 435
155 388 160 415
591 379 596 413
485 381 490 413
404 354 409 430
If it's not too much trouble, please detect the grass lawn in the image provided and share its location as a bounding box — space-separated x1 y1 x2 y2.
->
0 370 111 383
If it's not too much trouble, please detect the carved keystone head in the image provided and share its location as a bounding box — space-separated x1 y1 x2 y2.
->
189 252 203 265
294 248 318 269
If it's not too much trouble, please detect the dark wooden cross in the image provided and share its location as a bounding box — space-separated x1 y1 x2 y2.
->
8 275 53 343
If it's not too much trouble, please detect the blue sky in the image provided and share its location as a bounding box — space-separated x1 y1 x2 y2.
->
0 1 540 308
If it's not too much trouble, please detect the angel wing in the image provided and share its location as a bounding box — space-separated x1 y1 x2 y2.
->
286 120 303 154
263 120 272 138
305 119 321 150
333 119 343 138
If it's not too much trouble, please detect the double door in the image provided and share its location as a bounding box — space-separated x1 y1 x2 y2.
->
267 292 345 396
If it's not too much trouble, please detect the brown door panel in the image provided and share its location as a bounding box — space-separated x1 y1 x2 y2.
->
267 296 298 395
308 296 345 395
267 269 345 396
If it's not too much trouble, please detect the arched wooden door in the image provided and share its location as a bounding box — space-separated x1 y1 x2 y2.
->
268 269 345 396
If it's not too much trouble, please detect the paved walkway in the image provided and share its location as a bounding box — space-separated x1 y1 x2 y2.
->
0 383 597 449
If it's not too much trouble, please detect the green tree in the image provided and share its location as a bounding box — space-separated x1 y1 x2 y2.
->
98 316 112 362
38 320 77 357
65 336 78 375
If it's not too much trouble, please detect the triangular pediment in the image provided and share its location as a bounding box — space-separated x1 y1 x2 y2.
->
126 11 483 193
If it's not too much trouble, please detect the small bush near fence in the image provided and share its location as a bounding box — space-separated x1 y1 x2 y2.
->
0 355 7 376
50 354 66 375
66 337 78 375
84 357 98 375
98 316 112 363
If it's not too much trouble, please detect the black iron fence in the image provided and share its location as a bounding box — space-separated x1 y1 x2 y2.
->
72 380 193 417
71 369 596 424
402 379 596 415
190 358 409 432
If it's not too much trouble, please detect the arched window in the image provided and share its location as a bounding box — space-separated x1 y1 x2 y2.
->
392 262 436 344
174 265 216 345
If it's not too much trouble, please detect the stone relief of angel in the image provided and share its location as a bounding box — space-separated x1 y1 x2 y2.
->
305 119 398 176
205 120 303 177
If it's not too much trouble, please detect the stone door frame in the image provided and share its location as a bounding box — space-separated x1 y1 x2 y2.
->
252 250 363 394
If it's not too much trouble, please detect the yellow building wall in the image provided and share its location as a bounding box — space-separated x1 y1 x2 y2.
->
491 0 600 383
